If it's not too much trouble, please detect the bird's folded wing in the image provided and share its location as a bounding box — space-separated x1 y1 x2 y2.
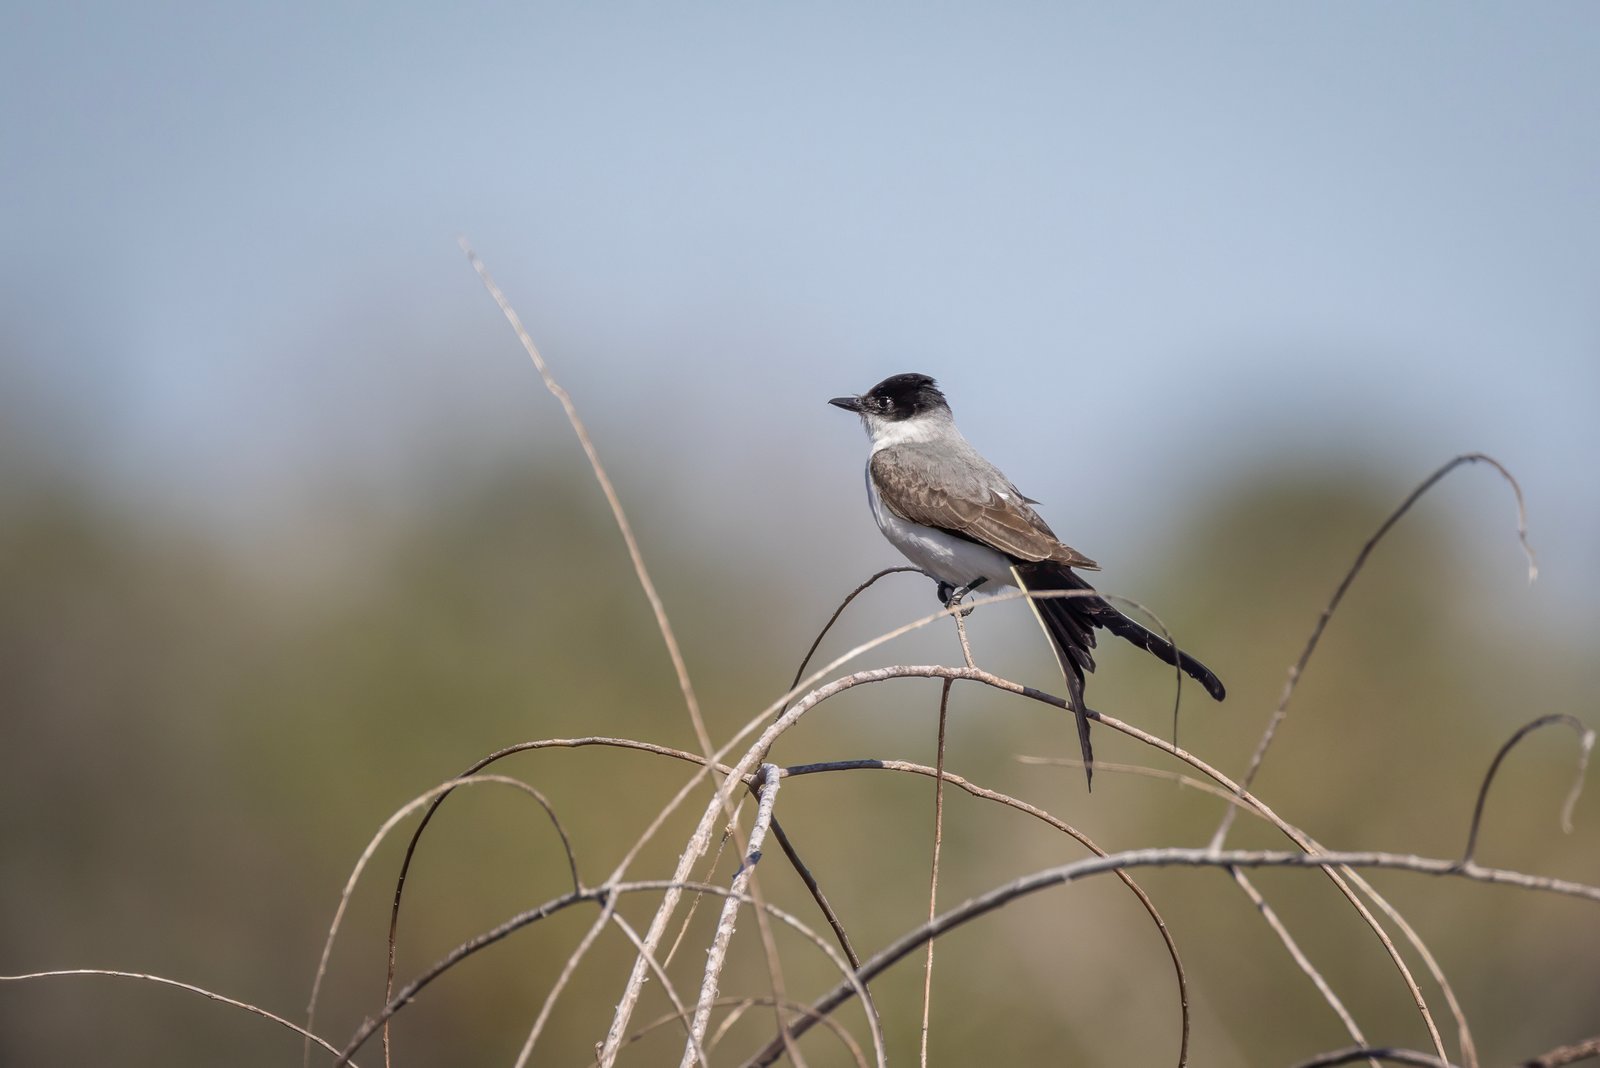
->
871 449 1099 570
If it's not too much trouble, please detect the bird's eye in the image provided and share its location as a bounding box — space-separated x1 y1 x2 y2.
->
876 396 892 411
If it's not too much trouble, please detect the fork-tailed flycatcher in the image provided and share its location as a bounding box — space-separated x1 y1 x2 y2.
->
829 372 1225 788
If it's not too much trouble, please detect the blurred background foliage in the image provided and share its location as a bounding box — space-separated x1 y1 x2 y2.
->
4 3 1600 1065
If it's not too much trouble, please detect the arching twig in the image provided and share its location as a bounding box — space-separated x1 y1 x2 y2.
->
783 566 924 714
919 680 953 1068
1228 867 1374 1063
299 773 577 1068
1522 1034 1600 1067
1289 1047 1455 1068
1459 713 1594 866
1213 452 1536 852
2 969 354 1063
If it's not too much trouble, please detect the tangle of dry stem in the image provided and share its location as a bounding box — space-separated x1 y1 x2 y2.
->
743 844 1600 1065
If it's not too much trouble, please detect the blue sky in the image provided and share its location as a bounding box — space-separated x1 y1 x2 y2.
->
3 3 1597 613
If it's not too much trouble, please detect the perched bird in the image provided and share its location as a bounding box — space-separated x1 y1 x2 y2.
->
829 372 1225 786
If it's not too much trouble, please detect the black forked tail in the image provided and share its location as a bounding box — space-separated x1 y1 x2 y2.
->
1012 562 1227 789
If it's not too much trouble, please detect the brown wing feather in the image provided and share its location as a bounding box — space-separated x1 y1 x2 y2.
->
872 449 1099 570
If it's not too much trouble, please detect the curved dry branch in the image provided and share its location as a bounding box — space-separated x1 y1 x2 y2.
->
1460 714 1594 865
918 680 954 1068
769 817 861 969
1290 1047 1455 1068
743 845 1600 1065
1227 867 1373 1061
1 969 355 1064
1213 452 1537 851
783 566 925 714
464 247 821 1052
1522 1034 1600 1067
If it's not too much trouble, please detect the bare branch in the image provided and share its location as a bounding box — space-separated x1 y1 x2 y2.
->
1289 1047 1455 1068
594 997 870 1068
783 566 925 713
1229 867 1373 1057
1 969 354 1063
607 910 710 1068
682 765 786 1067
769 817 862 969
512 896 616 1068
919 680 954 1068
1213 453 1538 851
1522 1034 1600 1067
1460 714 1594 866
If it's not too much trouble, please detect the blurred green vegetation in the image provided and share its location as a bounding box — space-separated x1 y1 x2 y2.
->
2 448 1596 1066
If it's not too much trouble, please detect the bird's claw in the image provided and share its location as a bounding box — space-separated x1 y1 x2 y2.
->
939 577 987 617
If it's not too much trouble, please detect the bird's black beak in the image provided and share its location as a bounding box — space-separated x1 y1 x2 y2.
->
828 395 863 413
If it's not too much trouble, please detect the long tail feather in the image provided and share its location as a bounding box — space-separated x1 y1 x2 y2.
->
1012 563 1227 788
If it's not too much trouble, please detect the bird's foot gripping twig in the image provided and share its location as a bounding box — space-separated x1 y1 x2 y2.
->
937 578 987 617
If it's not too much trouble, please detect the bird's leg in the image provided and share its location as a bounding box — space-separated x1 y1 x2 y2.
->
942 577 987 617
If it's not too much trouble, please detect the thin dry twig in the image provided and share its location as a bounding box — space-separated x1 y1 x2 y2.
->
1212 452 1537 851
1522 1034 1600 1067
1 969 355 1064
666 797 749 970
919 680 954 1068
1460 713 1594 865
1310 853 1477 1068
1289 1048 1455 1068
783 566 925 714
466 242 802 1065
512 895 617 1068
1228 867 1376 1065
461 240 712 762
682 765 787 1068
607 910 711 1068
768 818 861 969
